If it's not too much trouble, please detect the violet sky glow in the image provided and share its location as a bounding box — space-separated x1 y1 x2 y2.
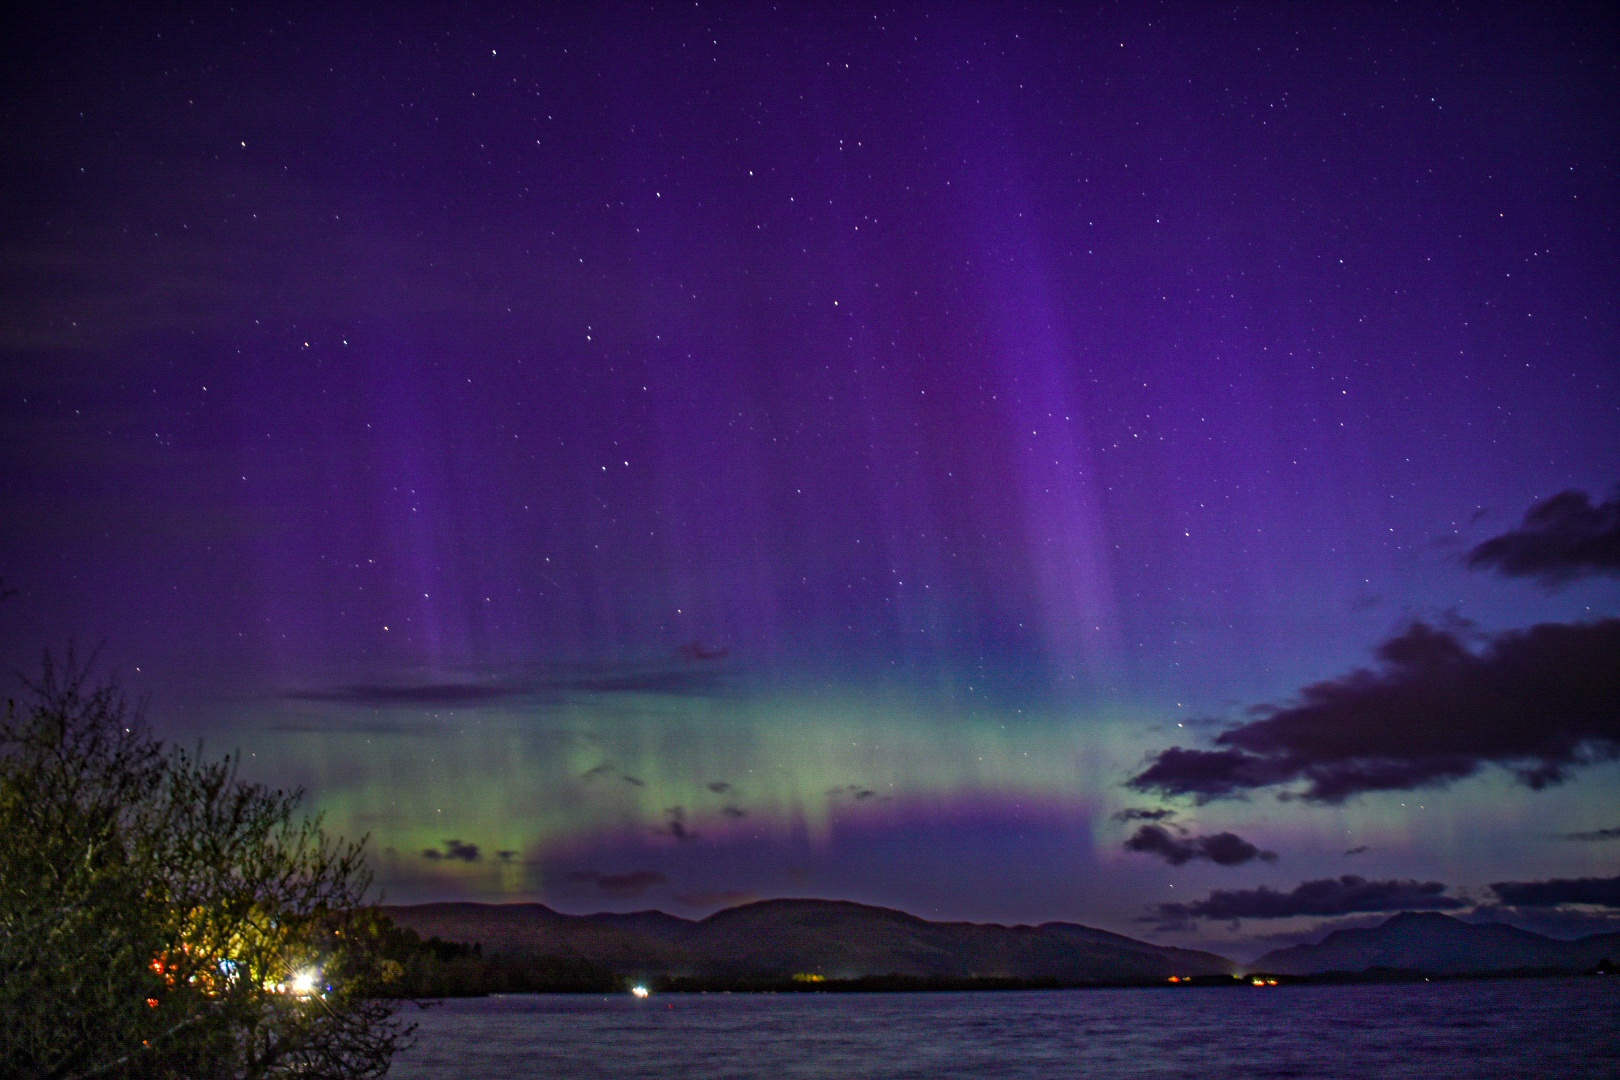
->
2 4 1617 953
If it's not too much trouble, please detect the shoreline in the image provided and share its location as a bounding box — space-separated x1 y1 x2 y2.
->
381 965 1613 1000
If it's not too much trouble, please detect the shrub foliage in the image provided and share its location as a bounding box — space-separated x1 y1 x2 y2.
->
0 653 413 1079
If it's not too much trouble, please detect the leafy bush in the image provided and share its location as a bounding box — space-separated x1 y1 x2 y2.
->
0 652 413 1079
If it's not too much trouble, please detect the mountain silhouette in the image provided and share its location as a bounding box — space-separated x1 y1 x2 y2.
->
1253 911 1620 975
381 897 1236 982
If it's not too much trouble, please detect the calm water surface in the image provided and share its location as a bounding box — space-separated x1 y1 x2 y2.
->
390 979 1619 1079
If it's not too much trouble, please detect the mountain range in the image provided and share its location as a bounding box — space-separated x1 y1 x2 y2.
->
1252 911 1620 975
382 900 1620 984
381 898 1235 982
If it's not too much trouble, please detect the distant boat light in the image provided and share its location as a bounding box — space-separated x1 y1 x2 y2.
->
631 984 650 998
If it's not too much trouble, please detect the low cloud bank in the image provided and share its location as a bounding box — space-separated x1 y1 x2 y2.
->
1490 873 1620 908
1151 874 1463 923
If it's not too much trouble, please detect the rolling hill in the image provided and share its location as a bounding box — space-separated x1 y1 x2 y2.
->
381 897 1236 982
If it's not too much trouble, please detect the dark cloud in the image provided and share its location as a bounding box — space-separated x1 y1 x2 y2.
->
281 662 726 707
1152 875 1463 923
828 784 877 800
677 642 730 662
1490 874 1620 908
576 763 647 788
1112 807 1177 822
665 807 698 842
1466 489 1620 582
543 669 722 694
1124 824 1276 866
1129 619 1620 802
1560 827 1620 842
496 850 517 861
707 781 733 794
570 869 668 897
422 839 480 862
721 805 746 819
265 717 431 736
288 682 516 706
1344 845 1369 856
443 839 480 862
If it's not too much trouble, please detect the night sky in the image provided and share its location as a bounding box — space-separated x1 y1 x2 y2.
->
3 4 1617 957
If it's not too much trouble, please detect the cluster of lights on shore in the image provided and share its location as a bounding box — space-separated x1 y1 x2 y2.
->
147 951 324 1003
1165 975 1280 987
186 967 1297 1001
278 968 322 997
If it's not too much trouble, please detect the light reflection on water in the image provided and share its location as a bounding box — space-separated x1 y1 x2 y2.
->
390 979 1618 1079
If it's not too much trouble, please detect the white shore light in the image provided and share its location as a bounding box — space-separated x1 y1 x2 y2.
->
630 984 650 998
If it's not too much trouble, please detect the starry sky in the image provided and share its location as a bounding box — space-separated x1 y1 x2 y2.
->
2 3 1617 957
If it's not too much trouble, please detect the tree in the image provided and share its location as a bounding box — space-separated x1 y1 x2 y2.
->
0 651 413 1079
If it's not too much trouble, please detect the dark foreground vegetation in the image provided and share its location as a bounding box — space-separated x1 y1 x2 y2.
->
0 651 412 1079
373 926 622 996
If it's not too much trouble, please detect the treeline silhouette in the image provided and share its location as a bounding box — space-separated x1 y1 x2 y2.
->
374 922 622 996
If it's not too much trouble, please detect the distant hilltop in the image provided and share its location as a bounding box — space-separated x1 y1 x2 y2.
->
1252 911 1620 976
380 897 1235 984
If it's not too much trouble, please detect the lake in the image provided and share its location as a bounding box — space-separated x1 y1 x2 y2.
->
389 978 1619 1079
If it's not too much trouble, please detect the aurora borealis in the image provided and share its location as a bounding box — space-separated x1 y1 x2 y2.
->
2 4 1617 956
